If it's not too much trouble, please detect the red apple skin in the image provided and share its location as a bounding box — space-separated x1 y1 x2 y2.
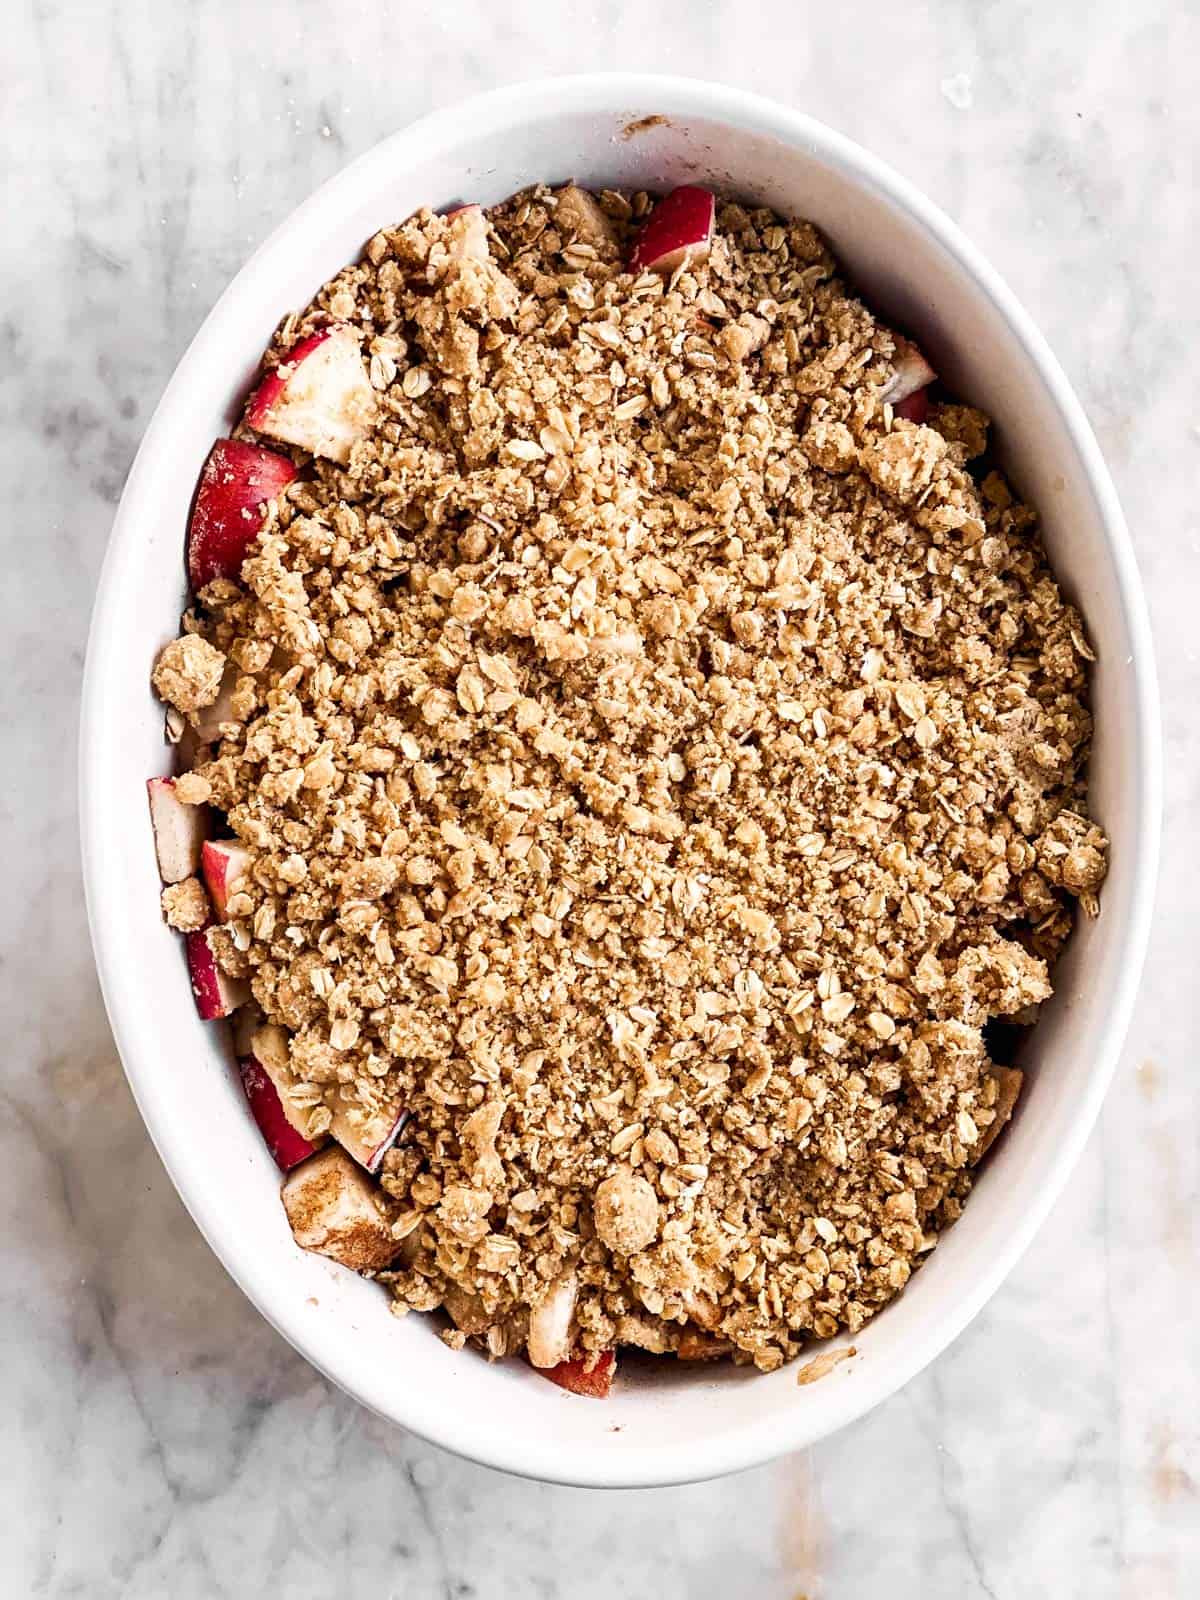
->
245 328 334 430
894 387 930 424
200 838 254 921
185 928 248 1020
238 1019 327 1167
187 439 297 589
629 186 715 274
238 1056 320 1171
540 1349 616 1398
244 324 374 464
884 336 936 407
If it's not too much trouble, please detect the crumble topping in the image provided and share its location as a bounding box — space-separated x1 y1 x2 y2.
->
151 187 1107 1371
151 633 226 713
160 876 209 932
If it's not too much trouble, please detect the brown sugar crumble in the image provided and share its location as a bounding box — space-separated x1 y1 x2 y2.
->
152 186 1108 1374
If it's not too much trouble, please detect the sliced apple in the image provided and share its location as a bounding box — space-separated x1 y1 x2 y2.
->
443 203 490 263
200 838 254 921
246 324 375 465
281 1145 399 1272
186 439 297 590
526 1272 578 1368
629 186 715 275
185 927 249 1020
329 1092 409 1174
190 661 239 744
554 184 618 254
883 335 936 409
540 1348 616 1399
146 776 208 883
973 1066 1024 1162
238 1057 320 1172
247 1021 327 1144
233 1017 322 1172
242 999 407 1175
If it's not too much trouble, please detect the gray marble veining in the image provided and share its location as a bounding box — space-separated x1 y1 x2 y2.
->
3 0 1197 1594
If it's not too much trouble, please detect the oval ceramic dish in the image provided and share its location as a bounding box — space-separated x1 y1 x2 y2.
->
80 75 1160 1486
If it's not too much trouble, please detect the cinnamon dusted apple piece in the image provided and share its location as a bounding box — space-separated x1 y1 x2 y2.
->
553 184 619 257
328 1092 409 1175
281 1145 398 1272
189 661 240 744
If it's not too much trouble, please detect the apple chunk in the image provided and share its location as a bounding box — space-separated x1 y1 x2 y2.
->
541 1348 616 1399
882 335 936 407
189 661 240 745
442 203 490 263
526 1273 578 1368
187 439 297 589
185 927 249 1020
238 1057 321 1172
200 838 254 921
146 776 208 883
246 324 375 465
629 186 715 275
329 1092 409 1174
281 1146 399 1272
553 184 618 254
232 1016 322 1172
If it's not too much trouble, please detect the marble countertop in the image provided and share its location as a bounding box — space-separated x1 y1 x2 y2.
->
5 0 1197 1593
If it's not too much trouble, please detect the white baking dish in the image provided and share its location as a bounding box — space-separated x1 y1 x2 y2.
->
80 74 1160 1486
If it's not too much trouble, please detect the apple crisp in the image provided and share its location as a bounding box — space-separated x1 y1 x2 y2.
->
151 184 1107 1377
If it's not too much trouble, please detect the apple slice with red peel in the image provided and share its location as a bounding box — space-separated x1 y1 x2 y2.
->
281 1145 399 1272
629 186 715 275
238 1056 321 1172
541 1348 616 1399
232 1015 322 1172
200 838 254 921
247 1021 328 1145
187 439 297 589
185 927 249 1020
246 324 375 465
329 1092 409 1174
245 1009 407 1175
146 777 208 883
882 335 936 408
